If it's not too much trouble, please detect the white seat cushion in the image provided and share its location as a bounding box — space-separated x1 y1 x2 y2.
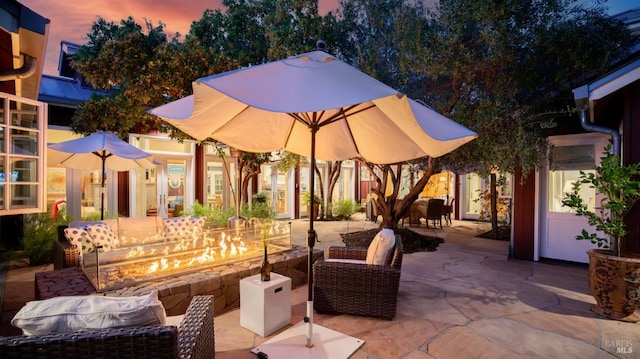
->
12 291 166 336
365 228 396 265
325 258 367 264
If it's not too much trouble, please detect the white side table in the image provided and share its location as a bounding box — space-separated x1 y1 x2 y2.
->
240 272 292 337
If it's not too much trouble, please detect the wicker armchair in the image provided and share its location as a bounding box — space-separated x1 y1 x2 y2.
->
0 295 215 359
313 236 403 320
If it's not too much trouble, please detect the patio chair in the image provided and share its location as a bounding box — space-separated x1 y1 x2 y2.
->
426 198 445 229
0 295 215 359
313 235 403 320
442 198 455 225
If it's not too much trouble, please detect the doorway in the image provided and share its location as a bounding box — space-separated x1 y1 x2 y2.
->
129 135 195 218
141 158 188 218
539 134 609 263
259 164 291 219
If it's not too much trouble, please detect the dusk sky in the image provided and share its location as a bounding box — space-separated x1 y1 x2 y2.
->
18 0 638 76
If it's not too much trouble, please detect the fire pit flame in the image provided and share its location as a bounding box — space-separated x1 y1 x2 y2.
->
88 220 291 291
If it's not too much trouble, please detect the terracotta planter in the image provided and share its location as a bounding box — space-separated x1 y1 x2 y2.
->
587 249 640 322
306 204 320 219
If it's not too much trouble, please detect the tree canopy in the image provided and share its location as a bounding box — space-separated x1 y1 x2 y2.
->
68 0 636 228
416 0 634 177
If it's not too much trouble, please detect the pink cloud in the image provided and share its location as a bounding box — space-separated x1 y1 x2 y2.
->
19 0 341 75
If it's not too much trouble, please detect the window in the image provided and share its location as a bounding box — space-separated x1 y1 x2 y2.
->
548 145 596 213
0 93 46 214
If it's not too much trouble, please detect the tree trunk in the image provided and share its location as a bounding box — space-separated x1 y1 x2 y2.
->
490 173 499 239
313 164 325 219
325 161 342 218
366 158 435 230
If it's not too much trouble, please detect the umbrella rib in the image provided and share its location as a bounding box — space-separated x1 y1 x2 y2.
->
318 103 375 127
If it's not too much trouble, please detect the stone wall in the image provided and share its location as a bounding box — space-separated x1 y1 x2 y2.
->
106 245 323 316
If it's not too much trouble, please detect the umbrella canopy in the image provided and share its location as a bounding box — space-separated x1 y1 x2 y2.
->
48 131 156 219
150 50 476 164
150 48 476 348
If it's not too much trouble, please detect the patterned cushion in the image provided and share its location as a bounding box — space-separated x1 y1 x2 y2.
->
63 227 95 257
164 216 194 241
192 216 206 239
85 223 119 251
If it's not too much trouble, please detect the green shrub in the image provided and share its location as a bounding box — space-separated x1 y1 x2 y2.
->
252 191 269 204
333 199 357 220
242 201 276 219
23 206 71 265
81 212 103 221
302 192 322 206
184 200 236 228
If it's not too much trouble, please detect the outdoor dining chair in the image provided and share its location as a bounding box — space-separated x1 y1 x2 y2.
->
426 198 445 229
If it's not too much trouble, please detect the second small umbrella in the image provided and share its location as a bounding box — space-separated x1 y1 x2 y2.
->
48 131 156 219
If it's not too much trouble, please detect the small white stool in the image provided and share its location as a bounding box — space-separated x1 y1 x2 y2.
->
240 272 291 337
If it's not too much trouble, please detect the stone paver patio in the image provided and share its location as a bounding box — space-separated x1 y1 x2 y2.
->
2 213 639 358
215 217 640 358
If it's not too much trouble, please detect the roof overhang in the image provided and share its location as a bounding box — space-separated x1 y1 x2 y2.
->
573 57 640 120
0 1 50 100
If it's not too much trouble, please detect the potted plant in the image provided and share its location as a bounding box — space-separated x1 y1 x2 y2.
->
302 192 322 220
562 144 640 322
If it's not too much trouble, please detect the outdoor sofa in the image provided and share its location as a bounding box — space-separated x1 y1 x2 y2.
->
53 216 204 269
0 295 215 359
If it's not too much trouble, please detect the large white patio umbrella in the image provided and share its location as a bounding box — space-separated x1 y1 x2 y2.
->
48 131 156 220
150 46 476 352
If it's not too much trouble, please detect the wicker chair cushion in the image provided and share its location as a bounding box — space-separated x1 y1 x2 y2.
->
86 223 120 251
12 291 166 336
365 228 396 265
325 258 366 264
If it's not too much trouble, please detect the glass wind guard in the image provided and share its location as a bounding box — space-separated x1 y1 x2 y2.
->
81 220 291 292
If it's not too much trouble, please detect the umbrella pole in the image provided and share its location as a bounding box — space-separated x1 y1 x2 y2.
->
305 127 318 348
100 157 106 220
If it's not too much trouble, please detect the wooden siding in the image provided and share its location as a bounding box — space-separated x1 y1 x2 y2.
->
512 168 535 260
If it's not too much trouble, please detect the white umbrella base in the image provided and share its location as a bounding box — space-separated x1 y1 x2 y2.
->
252 321 364 359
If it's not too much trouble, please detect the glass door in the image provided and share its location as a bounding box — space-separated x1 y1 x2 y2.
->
462 173 483 220
299 165 310 217
206 161 224 208
129 135 195 218
540 134 608 263
259 164 291 219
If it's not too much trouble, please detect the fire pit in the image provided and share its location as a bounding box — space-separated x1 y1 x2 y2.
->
81 220 291 291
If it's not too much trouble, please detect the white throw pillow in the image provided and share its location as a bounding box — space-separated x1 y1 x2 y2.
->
12 291 166 336
365 228 396 265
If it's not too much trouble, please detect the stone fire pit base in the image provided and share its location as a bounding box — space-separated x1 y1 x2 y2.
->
35 245 322 317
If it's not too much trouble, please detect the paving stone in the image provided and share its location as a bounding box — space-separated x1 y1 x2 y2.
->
507 306 601 344
426 325 525 358
469 317 613 358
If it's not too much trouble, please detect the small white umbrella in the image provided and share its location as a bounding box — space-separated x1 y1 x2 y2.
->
151 47 477 349
48 131 156 219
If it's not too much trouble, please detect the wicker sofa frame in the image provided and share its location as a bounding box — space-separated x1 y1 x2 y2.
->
0 295 215 359
313 235 403 320
53 224 78 269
